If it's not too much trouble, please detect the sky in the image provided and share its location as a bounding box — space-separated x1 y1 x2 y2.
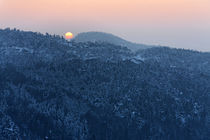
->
0 0 210 51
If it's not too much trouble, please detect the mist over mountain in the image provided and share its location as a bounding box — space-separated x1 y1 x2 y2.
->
0 28 209 140
74 32 156 51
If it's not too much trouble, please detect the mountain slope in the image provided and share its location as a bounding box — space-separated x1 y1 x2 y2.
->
0 28 209 140
73 32 155 51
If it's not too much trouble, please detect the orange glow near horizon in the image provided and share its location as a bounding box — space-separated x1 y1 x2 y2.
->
0 0 210 51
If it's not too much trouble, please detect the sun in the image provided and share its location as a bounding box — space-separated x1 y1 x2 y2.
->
65 32 74 39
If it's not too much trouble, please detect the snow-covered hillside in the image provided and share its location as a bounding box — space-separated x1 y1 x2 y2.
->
0 28 209 140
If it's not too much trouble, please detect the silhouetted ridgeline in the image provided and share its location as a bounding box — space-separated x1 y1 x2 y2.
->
0 28 209 140
73 31 155 51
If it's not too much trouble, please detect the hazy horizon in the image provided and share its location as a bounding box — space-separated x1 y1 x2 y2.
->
0 0 210 52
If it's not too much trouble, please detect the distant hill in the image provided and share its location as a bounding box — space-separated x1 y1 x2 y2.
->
73 32 156 51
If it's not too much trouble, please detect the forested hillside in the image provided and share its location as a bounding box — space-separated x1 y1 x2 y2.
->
0 29 209 140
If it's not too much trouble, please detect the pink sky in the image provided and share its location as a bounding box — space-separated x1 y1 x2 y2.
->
0 0 210 51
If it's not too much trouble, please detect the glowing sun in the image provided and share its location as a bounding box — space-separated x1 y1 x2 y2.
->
65 32 74 39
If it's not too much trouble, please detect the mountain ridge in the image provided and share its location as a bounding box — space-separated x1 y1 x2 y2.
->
73 31 157 51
